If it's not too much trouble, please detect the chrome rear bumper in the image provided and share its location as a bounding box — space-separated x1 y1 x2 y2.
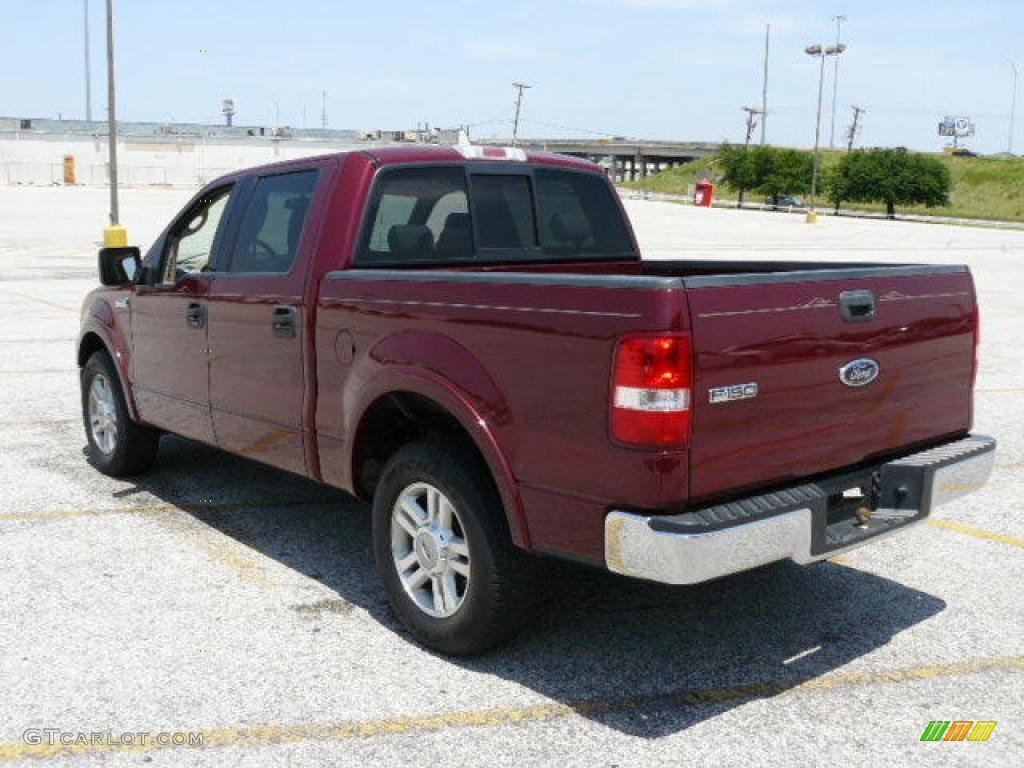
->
605 435 996 585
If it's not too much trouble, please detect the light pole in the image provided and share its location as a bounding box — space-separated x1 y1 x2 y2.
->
1009 60 1019 156
511 82 530 147
805 43 846 222
103 0 125 245
83 0 92 122
760 23 770 145
828 15 847 149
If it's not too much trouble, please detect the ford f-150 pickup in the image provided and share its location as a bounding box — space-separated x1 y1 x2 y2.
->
78 144 995 654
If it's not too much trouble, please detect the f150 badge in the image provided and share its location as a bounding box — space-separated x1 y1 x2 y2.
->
839 358 880 387
709 383 758 404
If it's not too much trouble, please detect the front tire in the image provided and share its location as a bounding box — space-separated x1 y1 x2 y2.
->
81 350 159 476
372 438 533 656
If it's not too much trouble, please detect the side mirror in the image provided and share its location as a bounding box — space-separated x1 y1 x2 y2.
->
98 246 142 286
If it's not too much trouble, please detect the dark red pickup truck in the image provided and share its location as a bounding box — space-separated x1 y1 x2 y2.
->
79 145 995 654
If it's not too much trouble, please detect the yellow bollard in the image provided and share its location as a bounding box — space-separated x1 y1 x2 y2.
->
103 225 128 247
805 210 818 224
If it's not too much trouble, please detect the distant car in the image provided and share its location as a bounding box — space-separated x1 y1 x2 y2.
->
948 148 979 157
764 195 806 209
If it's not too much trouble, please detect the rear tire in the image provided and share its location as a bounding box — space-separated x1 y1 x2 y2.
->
81 350 159 477
372 438 534 656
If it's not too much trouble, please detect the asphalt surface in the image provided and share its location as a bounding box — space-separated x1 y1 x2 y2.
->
0 186 1021 767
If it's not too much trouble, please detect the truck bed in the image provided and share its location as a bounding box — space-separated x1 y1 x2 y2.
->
316 258 976 561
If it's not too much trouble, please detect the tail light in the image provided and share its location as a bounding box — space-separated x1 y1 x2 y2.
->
611 333 692 449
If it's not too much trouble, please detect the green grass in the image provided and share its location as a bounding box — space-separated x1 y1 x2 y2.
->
622 151 1024 223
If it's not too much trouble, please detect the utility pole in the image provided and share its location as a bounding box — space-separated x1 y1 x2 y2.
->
84 0 93 122
828 15 847 149
760 23 770 144
104 0 123 241
321 90 328 129
511 82 530 147
740 107 762 208
742 106 762 148
836 105 864 213
846 105 864 151
1009 61 1018 155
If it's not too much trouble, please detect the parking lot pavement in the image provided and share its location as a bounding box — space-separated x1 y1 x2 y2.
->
0 187 1020 767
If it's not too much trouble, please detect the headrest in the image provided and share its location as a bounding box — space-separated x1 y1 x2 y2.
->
388 224 433 258
551 212 587 243
442 212 471 232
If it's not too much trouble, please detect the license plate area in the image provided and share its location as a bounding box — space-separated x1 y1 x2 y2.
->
811 466 928 556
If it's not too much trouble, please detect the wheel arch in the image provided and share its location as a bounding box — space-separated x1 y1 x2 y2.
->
77 325 140 421
348 380 530 551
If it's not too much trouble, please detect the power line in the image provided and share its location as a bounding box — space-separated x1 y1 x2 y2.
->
519 117 640 140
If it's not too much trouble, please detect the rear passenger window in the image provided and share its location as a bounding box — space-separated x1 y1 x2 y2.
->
229 169 319 273
470 175 536 250
361 167 472 263
535 169 633 257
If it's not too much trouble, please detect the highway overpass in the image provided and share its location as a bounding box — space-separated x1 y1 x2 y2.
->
477 138 718 181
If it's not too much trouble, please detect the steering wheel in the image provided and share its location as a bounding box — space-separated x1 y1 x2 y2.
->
182 210 208 236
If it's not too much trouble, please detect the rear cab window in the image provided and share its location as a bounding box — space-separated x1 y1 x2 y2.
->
361 167 472 263
356 163 634 266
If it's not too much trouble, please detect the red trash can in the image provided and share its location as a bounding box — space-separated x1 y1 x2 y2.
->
694 178 714 207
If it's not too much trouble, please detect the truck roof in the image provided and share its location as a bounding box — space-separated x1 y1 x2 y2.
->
362 145 602 173
205 145 603 187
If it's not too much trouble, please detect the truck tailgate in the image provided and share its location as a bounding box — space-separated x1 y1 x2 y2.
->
685 266 976 502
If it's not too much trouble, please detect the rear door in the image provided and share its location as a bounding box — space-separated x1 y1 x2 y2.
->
205 165 324 476
685 267 977 501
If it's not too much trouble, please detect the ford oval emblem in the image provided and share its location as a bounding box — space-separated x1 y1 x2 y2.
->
839 358 880 388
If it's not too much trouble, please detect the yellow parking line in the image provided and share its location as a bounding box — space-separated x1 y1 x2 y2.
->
155 512 281 588
927 518 1024 549
0 654 1019 761
0 497 339 523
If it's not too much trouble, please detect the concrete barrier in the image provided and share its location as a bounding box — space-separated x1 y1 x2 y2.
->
0 131 364 188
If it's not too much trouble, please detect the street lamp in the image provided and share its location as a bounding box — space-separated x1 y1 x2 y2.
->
103 0 125 245
828 15 847 149
805 42 846 222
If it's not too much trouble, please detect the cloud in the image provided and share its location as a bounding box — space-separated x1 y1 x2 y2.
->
463 39 547 63
573 0 727 9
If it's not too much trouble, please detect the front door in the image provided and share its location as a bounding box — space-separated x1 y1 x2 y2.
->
130 184 235 444
206 167 322 475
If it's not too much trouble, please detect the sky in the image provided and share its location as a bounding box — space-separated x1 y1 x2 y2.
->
2 0 1023 154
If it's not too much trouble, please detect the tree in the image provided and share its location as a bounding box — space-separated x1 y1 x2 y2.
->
718 143 761 207
756 149 814 198
719 145 813 206
828 148 951 218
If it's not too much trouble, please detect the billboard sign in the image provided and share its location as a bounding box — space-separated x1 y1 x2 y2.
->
938 116 975 138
